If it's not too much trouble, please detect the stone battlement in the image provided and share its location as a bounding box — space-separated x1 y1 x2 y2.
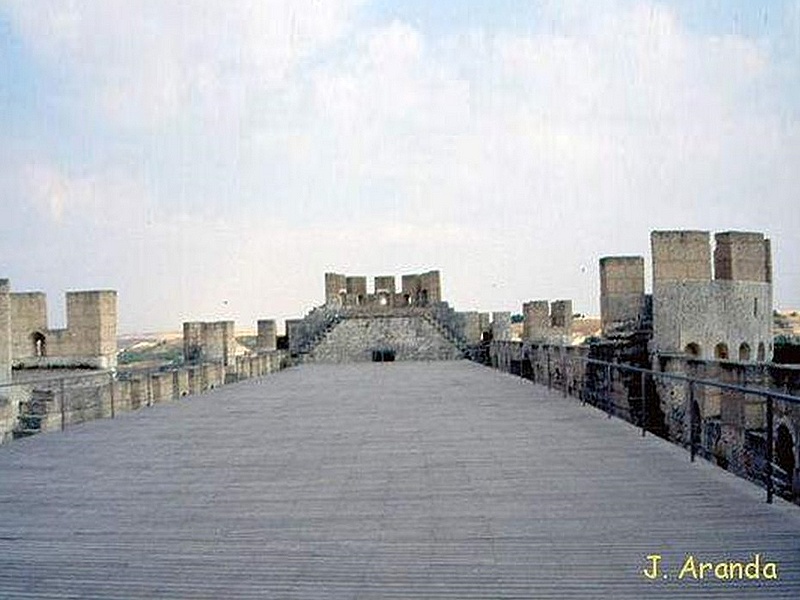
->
325 271 442 309
1 282 117 370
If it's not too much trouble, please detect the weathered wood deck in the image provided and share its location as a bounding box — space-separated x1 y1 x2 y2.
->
1 361 799 598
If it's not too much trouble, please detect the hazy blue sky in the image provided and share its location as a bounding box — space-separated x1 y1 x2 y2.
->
1 1 798 333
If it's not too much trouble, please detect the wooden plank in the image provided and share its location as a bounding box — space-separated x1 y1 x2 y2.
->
0 361 798 598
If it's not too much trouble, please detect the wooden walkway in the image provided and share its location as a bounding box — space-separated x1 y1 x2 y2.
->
1 361 799 598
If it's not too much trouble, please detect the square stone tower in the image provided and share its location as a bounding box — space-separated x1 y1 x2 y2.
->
183 320 235 366
64 291 118 368
714 231 771 283
651 230 772 362
522 301 550 340
0 280 10 384
324 273 347 306
652 230 712 281
599 256 646 336
491 312 512 341
256 319 277 351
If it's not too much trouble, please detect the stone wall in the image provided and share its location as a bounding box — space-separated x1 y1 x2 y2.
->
256 319 277 351
310 316 462 362
325 270 442 309
651 230 772 362
653 280 772 360
600 256 646 336
462 312 483 344
486 339 800 501
183 321 236 366
1 350 289 444
9 290 117 369
521 300 572 343
491 312 512 341
0 280 11 385
655 353 800 494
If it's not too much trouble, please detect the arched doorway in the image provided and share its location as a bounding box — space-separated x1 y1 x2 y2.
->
738 342 751 361
714 342 729 360
775 424 796 496
757 342 766 362
684 342 701 358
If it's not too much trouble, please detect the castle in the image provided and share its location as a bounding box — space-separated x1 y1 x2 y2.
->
600 230 773 362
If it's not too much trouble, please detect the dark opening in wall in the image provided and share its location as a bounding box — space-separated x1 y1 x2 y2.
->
684 342 701 357
739 342 751 361
715 342 729 360
372 349 395 362
32 331 47 358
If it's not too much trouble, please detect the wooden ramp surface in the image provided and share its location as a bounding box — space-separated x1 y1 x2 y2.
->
1 361 799 598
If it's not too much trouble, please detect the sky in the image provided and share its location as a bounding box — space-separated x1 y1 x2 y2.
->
1 0 799 333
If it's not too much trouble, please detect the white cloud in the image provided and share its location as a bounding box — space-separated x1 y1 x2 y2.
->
4 0 366 128
2 1 799 326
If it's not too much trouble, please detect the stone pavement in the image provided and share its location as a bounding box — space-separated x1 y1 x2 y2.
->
1 361 799 598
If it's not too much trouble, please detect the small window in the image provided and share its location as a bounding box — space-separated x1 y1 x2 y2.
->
32 331 47 358
715 343 729 360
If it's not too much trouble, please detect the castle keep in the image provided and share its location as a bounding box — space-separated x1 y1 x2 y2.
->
291 270 466 362
598 231 773 362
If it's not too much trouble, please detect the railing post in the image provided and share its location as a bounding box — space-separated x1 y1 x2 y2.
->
689 380 696 462
580 360 586 406
640 370 646 437
60 377 66 432
109 372 115 419
605 363 612 418
562 351 567 398
547 352 552 389
766 395 774 504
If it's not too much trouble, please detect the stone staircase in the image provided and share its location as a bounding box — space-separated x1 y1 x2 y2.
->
421 311 469 356
292 302 469 361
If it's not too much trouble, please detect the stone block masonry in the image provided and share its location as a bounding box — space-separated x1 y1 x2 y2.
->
599 256 646 336
651 230 772 361
311 316 462 363
0 280 11 384
325 270 442 309
256 320 277 351
183 321 235 366
522 300 572 344
491 312 511 341
1 349 289 443
7 287 117 369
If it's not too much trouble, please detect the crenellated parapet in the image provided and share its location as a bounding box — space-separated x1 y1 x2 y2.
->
3 284 117 370
324 271 442 310
651 230 772 362
522 299 572 344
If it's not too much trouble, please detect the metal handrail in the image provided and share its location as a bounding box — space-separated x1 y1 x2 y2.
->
489 341 800 504
564 354 800 405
